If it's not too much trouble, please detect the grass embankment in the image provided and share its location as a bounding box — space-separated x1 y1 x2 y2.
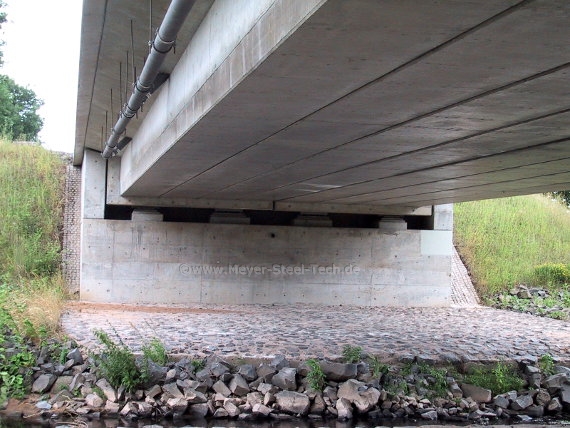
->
454 195 570 316
0 140 66 336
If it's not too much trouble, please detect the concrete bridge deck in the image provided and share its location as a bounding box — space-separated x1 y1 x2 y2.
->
72 0 570 308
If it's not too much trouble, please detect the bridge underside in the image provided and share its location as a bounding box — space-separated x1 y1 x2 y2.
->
74 0 570 306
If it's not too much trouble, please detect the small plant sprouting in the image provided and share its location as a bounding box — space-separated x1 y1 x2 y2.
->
191 358 206 372
462 362 525 395
92 385 106 400
342 345 362 364
305 359 326 391
142 338 168 366
92 330 143 392
419 363 449 399
539 353 556 376
368 355 389 378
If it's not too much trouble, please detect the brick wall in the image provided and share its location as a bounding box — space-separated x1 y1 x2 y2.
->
62 164 82 294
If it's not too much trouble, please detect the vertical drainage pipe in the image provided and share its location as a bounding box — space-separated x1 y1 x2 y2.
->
102 0 196 158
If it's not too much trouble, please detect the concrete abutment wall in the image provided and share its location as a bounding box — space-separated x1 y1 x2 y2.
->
81 219 452 306
79 151 453 307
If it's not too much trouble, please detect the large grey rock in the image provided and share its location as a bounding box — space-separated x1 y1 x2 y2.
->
146 361 168 385
229 374 250 396
535 388 551 406
85 393 104 408
210 362 230 378
238 364 257 381
104 400 120 415
68 373 85 391
493 395 510 409
270 354 289 370
32 374 57 393
184 389 207 404
95 378 117 402
511 394 533 410
223 399 240 417
188 403 209 418
66 348 84 365
146 384 162 399
246 391 263 407
213 408 229 418
119 402 137 417
257 363 277 381
505 390 518 402
257 382 278 395
555 366 570 375
161 382 183 398
561 383 570 406
449 381 463 398
320 361 358 381
421 410 438 420
49 375 73 393
323 385 337 401
460 383 491 403
547 397 563 413
212 380 231 397
310 393 326 414
528 373 542 389
252 403 272 416
167 397 188 414
543 373 568 393
272 367 297 391
264 391 275 406
35 401 51 410
275 391 310 415
526 405 544 417
336 397 353 420
195 368 211 382
337 379 380 412
134 401 153 418
164 368 178 384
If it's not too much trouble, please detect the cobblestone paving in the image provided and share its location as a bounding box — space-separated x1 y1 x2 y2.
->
61 302 570 364
451 248 480 307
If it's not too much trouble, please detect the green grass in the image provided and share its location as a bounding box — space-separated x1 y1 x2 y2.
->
462 362 525 396
454 195 570 296
0 140 64 278
0 140 66 335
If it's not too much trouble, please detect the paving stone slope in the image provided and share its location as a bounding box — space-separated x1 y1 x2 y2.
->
451 247 480 307
61 302 570 364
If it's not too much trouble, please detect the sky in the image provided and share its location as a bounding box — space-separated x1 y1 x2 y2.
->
2 0 83 153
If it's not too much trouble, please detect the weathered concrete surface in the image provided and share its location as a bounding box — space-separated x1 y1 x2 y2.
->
80 219 451 306
80 150 105 219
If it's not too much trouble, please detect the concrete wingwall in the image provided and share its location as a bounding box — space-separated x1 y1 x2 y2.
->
80 219 452 307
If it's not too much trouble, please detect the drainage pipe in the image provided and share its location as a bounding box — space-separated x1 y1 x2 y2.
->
102 0 196 158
